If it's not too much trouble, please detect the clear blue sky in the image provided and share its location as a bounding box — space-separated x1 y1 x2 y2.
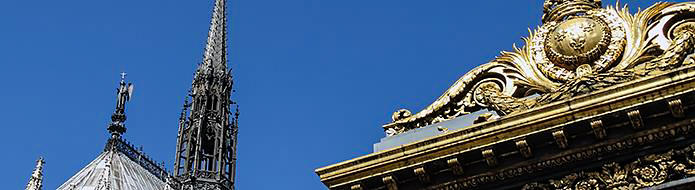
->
0 0 672 189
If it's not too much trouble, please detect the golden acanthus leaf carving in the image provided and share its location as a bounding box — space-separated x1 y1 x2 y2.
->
522 143 695 190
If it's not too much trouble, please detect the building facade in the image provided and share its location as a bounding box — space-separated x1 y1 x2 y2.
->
24 0 239 189
316 0 695 189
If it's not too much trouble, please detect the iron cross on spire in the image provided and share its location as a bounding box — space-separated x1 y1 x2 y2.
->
120 72 127 80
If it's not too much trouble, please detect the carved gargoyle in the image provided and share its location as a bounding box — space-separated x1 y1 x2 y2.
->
384 1 695 136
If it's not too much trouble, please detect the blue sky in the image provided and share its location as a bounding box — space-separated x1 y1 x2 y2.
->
0 0 675 189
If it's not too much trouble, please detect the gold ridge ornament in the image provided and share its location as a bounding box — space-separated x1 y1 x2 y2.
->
383 1 695 137
533 9 626 81
546 17 610 70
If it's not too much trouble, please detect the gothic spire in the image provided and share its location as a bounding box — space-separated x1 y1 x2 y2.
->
25 157 45 190
196 0 228 77
173 1 237 189
107 73 134 138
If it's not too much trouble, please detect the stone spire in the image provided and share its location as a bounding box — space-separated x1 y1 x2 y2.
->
107 73 134 138
195 0 228 78
173 0 238 189
25 157 45 190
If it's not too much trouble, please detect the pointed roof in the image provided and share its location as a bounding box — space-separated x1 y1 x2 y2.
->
196 0 228 77
57 75 172 190
56 148 170 190
25 157 45 190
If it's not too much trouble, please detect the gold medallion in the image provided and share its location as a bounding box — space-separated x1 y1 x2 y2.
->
545 17 611 70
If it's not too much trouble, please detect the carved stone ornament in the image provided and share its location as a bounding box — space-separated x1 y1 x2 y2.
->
522 143 695 190
384 0 695 136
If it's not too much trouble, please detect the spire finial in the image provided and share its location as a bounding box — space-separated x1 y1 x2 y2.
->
195 0 228 78
25 157 45 190
107 73 134 138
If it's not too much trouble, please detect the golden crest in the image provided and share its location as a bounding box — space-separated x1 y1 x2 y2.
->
546 17 610 69
383 1 695 137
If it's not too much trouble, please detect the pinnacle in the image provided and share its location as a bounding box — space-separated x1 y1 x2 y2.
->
25 157 45 190
197 0 228 77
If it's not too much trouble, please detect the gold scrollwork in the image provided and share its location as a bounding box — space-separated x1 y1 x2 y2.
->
522 144 695 190
383 2 695 137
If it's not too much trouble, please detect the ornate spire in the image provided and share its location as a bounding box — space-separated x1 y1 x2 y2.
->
196 0 228 78
107 73 134 138
25 157 45 190
173 0 237 189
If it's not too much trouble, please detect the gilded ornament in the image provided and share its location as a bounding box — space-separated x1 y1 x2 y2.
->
382 1 695 137
627 110 643 129
447 158 464 175
524 144 695 190
573 179 599 190
545 17 610 70
392 109 412 122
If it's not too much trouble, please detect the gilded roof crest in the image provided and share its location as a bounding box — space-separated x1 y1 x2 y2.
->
384 0 695 136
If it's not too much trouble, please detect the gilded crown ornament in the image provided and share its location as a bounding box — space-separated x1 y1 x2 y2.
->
542 0 602 23
383 1 695 136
